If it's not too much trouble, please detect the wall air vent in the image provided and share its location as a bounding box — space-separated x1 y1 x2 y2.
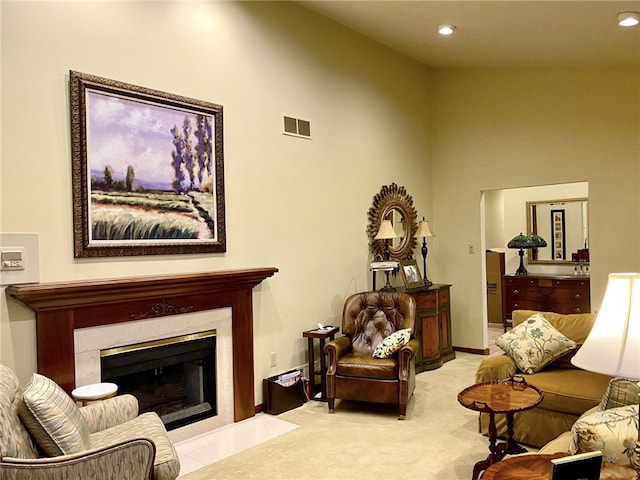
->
283 115 311 139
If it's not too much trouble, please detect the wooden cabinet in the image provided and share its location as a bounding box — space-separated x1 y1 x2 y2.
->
406 284 455 373
502 274 590 330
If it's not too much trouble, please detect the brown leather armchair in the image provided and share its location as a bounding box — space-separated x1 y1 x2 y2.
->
324 291 419 419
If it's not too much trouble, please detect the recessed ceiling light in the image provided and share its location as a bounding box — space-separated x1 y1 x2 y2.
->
437 24 455 36
618 11 639 27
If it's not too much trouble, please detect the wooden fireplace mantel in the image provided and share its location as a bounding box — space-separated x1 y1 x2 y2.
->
6 267 278 422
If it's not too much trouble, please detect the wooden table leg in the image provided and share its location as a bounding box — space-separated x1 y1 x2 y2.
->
306 337 316 398
505 412 527 455
318 337 327 400
472 413 500 480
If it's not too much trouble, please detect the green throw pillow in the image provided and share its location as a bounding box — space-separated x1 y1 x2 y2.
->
372 328 411 358
495 312 577 374
18 373 90 456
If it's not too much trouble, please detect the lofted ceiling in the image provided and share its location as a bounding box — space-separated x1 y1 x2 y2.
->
297 1 640 68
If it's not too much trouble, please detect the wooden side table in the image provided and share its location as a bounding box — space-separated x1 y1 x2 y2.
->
303 327 339 401
481 453 568 480
481 453 637 480
458 378 543 480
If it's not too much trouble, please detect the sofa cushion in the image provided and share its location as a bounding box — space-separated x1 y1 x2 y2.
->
569 404 639 466
598 378 640 411
17 373 90 456
0 364 40 459
520 368 612 415
372 328 411 358
496 313 577 374
90 412 180 480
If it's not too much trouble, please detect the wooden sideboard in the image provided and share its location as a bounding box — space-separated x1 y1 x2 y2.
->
405 284 455 372
502 274 590 330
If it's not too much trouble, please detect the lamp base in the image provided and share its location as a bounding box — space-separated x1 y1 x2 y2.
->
380 270 396 291
515 248 528 275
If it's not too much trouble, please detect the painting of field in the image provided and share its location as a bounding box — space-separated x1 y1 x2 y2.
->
71 70 225 257
86 89 217 243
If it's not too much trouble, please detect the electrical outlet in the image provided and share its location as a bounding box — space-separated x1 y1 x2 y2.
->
269 352 277 367
468 244 475 254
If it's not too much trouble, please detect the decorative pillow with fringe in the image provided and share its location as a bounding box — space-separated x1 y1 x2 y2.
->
569 404 639 467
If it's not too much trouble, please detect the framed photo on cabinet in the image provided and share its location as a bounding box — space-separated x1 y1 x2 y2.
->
400 259 424 290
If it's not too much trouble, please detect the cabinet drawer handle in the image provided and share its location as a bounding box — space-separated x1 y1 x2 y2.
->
513 289 519 295
574 293 581 299
574 308 582 313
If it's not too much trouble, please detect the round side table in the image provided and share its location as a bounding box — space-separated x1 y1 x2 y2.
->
458 377 543 480
481 453 638 480
71 382 118 406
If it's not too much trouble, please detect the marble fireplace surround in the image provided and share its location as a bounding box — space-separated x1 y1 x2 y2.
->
6 267 278 422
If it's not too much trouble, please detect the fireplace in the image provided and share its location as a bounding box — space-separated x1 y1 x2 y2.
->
6 268 278 423
100 331 217 430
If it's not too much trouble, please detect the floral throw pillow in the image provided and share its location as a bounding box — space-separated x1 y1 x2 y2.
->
495 313 577 374
372 328 411 358
569 404 639 466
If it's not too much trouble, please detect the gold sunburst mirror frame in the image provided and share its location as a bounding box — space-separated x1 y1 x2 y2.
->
367 183 418 262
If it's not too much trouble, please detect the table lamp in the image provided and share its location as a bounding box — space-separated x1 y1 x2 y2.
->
415 217 435 287
374 220 398 291
507 233 531 275
507 233 547 275
571 272 640 473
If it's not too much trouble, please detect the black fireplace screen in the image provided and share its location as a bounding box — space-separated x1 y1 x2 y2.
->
100 331 217 430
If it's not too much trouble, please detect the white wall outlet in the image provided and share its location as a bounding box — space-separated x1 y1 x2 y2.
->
269 352 277 367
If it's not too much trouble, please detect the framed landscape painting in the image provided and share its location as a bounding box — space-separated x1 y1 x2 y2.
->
70 70 225 257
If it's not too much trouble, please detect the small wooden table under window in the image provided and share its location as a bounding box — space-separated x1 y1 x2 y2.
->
457 378 543 480
302 327 339 401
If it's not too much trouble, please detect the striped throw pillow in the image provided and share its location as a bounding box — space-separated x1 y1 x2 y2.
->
18 373 90 456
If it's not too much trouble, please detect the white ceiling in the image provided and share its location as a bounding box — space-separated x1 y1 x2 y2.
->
298 1 640 67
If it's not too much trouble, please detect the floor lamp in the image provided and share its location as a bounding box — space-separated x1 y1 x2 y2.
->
415 217 434 287
571 272 640 473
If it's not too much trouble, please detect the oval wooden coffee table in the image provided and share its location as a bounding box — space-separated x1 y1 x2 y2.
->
457 377 543 480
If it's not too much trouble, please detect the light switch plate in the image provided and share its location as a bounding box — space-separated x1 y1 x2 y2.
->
0 233 40 285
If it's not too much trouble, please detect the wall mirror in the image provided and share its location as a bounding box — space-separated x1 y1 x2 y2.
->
367 183 417 261
526 197 588 264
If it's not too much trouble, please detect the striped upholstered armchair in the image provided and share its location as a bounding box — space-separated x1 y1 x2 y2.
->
0 364 179 480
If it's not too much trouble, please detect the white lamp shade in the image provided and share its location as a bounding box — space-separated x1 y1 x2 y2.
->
571 272 640 380
415 219 435 238
374 220 398 240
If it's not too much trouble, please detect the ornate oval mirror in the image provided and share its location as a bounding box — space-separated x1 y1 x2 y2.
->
367 183 418 261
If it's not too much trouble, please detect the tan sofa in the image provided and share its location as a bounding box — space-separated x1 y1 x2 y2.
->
475 310 613 448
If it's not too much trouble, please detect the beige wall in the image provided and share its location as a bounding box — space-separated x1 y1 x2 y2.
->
430 68 640 350
2 2 639 400
0 2 432 396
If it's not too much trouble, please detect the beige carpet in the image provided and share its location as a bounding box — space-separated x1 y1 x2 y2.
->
180 351 533 480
